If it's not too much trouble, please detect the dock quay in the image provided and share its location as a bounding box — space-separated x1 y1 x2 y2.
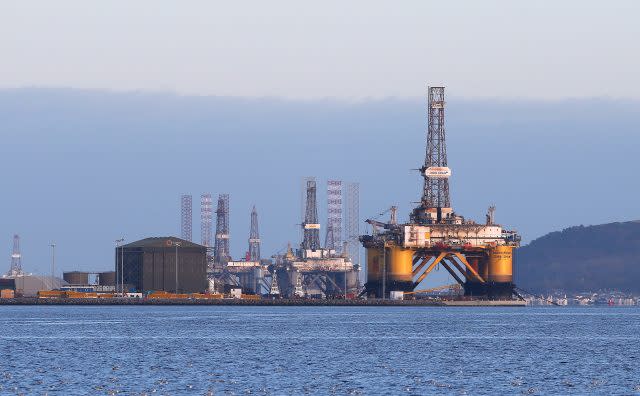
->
0 297 525 307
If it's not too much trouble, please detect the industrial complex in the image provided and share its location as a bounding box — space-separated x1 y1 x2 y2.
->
2 85 526 303
175 177 361 299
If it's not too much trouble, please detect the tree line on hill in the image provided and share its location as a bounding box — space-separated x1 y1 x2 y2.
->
514 221 640 293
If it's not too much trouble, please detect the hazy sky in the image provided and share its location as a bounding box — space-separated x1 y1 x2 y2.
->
1 1 639 99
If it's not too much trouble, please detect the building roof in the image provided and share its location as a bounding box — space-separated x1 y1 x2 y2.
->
121 237 206 249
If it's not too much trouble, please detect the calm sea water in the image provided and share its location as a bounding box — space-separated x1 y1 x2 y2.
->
0 306 638 395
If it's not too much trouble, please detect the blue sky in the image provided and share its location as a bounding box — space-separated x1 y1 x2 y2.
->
0 2 638 286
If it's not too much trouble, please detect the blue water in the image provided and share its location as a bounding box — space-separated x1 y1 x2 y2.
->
0 306 638 395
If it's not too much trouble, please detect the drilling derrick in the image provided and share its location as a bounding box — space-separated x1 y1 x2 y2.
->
214 194 231 263
411 86 454 225
301 179 321 252
361 85 521 301
7 234 23 277
345 182 360 266
181 195 193 242
326 180 343 252
200 194 213 248
248 206 261 261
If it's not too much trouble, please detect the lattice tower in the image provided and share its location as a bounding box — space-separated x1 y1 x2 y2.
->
345 182 360 266
301 179 321 251
214 194 231 263
326 180 343 252
248 205 261 261
200 193 212 247
8 234 22 276
180 195 192 241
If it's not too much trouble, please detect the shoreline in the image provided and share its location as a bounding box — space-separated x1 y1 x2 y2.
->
0 297 526 307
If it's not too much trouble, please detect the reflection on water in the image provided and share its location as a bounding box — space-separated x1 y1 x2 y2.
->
0 306 638 395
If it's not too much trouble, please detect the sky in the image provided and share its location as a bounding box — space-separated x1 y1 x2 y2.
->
1 1 639 100
0 2 639 286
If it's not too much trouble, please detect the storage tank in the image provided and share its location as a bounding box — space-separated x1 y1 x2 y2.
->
346 269 359 294
63 271 89 285
236 272 250 294
486 245 514 299
253 267 263 295
366 248 382 285
479 257 489 281
384 246 414 293
237 268 263 295
488 246 513 283
334 272 348 297
98 271 116 286
365 247 383 297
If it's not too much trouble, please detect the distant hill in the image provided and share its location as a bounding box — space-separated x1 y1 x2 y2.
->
514 221 640 293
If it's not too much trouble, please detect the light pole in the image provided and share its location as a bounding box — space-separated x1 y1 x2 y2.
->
50 243 56 289
344 256 348 300
115 238 125 297
171 241 182 293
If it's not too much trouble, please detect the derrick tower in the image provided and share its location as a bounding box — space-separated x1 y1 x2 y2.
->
411 86 453 224
248 206 261 261
8 234 23 276
214 194 230 263
181 195 193 242
200 193 213 247
301 179 320 251
325 180 343 252
345 182 360 265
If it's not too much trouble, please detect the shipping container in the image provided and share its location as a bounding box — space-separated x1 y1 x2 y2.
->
38 290 66 298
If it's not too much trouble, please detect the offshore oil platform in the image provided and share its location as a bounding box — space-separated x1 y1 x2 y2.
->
361 86 521 300
183 178 361 298
271 178 360 298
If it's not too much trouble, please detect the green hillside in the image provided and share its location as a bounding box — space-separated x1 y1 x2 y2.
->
514 221 640 293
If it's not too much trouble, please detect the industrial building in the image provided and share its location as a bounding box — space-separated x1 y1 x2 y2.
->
62 271 116 286
116 237 207 293
61 271 116 293
0 275 66 297
361 86 521 300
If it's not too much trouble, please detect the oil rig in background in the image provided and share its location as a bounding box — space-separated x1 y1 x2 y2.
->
271 178 360 298
361 86 521 300
179 179 361 297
